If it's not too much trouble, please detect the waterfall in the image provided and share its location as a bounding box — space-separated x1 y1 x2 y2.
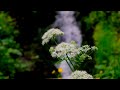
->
52 11 82 79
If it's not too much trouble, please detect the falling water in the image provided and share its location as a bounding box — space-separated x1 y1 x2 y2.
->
52 11 83 79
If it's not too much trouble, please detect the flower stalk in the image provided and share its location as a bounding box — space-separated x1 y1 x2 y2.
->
66 54 75 71
41 28 98 79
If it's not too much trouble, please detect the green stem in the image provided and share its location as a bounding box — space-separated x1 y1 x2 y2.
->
66 54 75 70
54 40 58 45
53 37 58 45
88 51 93 55
65 59 74 72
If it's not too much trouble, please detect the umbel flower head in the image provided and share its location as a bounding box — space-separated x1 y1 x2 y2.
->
42 28 64 45
79 45 91 53
49 42 80 59
78 45 98 54
68 70 93 79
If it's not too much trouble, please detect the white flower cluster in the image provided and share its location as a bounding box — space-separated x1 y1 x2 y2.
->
78 45 98 54
50 42 80 59
42 28 98 79
42 28 64 45
78 45 91 53
68 70 93 79
49 41 98 61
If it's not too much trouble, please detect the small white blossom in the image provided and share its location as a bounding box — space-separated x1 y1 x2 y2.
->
50 42 80 59
51 52 57 57
87 56 92 60
42 38 49 45
49 47 54 53
68 70 93 79
91 46 98 51
79 45 91 53
78 45 98 54
42 28 64 45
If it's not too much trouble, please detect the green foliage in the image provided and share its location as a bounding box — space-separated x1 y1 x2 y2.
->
0 11 32 79
0 12 19 38
84 11 120 79
83 11 106 30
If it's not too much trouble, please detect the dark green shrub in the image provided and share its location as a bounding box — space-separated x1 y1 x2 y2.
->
0 11 32 79
83 11 120 79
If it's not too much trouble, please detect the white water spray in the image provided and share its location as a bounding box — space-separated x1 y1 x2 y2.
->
52 11 83 79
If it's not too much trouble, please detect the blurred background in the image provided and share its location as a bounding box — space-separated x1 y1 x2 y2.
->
0 11 120 79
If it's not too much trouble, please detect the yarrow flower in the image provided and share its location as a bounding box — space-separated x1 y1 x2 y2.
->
68 70 93 79
41 28 98 79
78 45 91 53
49 42 80 59
78 45 98 54
42 28 64 45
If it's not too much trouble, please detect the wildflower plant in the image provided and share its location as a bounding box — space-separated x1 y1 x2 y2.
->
68 70 93 79
42 28 64 45
42 28 98 79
